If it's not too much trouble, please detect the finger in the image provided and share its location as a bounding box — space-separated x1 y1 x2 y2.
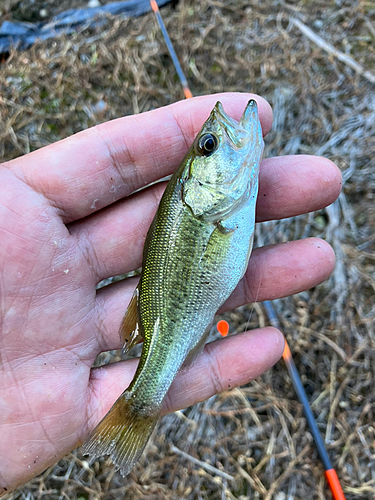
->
71 155 341 282
93 237 334 353
162 326 284 415
85 327 284 430
223 237 335 310
6 93 272 223
256 155 342 221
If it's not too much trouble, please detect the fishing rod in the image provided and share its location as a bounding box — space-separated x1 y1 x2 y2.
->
264 300 346 500
218 308 346 500
148 2 346 499
149 0 192 99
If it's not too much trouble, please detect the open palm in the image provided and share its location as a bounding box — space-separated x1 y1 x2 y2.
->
0 93 341 495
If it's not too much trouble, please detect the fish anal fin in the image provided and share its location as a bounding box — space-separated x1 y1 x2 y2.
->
182 324 212 371
82 392 159 477
119 287 143 354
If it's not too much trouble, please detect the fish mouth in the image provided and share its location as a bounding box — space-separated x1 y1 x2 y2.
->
207 100 262 149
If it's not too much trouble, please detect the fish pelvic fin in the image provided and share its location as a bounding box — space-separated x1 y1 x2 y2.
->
119 286 144 354
181 324 212 371
82 392 160 477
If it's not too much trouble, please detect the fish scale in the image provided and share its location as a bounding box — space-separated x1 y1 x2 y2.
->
82 99 264 476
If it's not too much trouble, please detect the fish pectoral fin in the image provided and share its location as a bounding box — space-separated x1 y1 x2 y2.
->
182 324 212 371
82 392 160 477
119 287 143 354
217 218 238 234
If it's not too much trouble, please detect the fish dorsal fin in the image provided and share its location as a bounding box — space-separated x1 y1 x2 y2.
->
181 324 212 371
119 287 143 354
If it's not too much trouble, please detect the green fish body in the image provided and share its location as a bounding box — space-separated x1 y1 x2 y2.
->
83 100 264 475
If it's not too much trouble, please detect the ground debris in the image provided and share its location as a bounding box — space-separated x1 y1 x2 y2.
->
1 0 375 499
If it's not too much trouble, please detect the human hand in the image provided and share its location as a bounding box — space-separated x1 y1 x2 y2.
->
0 93 341 495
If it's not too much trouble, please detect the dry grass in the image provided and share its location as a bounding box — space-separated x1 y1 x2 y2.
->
1 0 375 498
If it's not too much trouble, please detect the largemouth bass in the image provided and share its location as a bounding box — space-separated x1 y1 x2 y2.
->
82 100 264 475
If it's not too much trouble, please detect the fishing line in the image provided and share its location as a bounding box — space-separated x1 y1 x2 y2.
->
149 3 347 499
243 267 264 336
243 223 267 335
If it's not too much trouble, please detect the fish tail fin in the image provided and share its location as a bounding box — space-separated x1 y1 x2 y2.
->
82 392 159 476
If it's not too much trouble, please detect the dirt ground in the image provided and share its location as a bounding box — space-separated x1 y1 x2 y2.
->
1 0 375 498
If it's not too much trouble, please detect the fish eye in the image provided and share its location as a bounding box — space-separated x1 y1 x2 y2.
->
197 133 218 157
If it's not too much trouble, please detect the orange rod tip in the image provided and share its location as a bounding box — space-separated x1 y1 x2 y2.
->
282 338 292 360
217 320 229 337
150 0 158 12
183 87 193 99
325 469 347 500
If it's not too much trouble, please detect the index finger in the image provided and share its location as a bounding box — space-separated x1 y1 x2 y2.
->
3 93 273 223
